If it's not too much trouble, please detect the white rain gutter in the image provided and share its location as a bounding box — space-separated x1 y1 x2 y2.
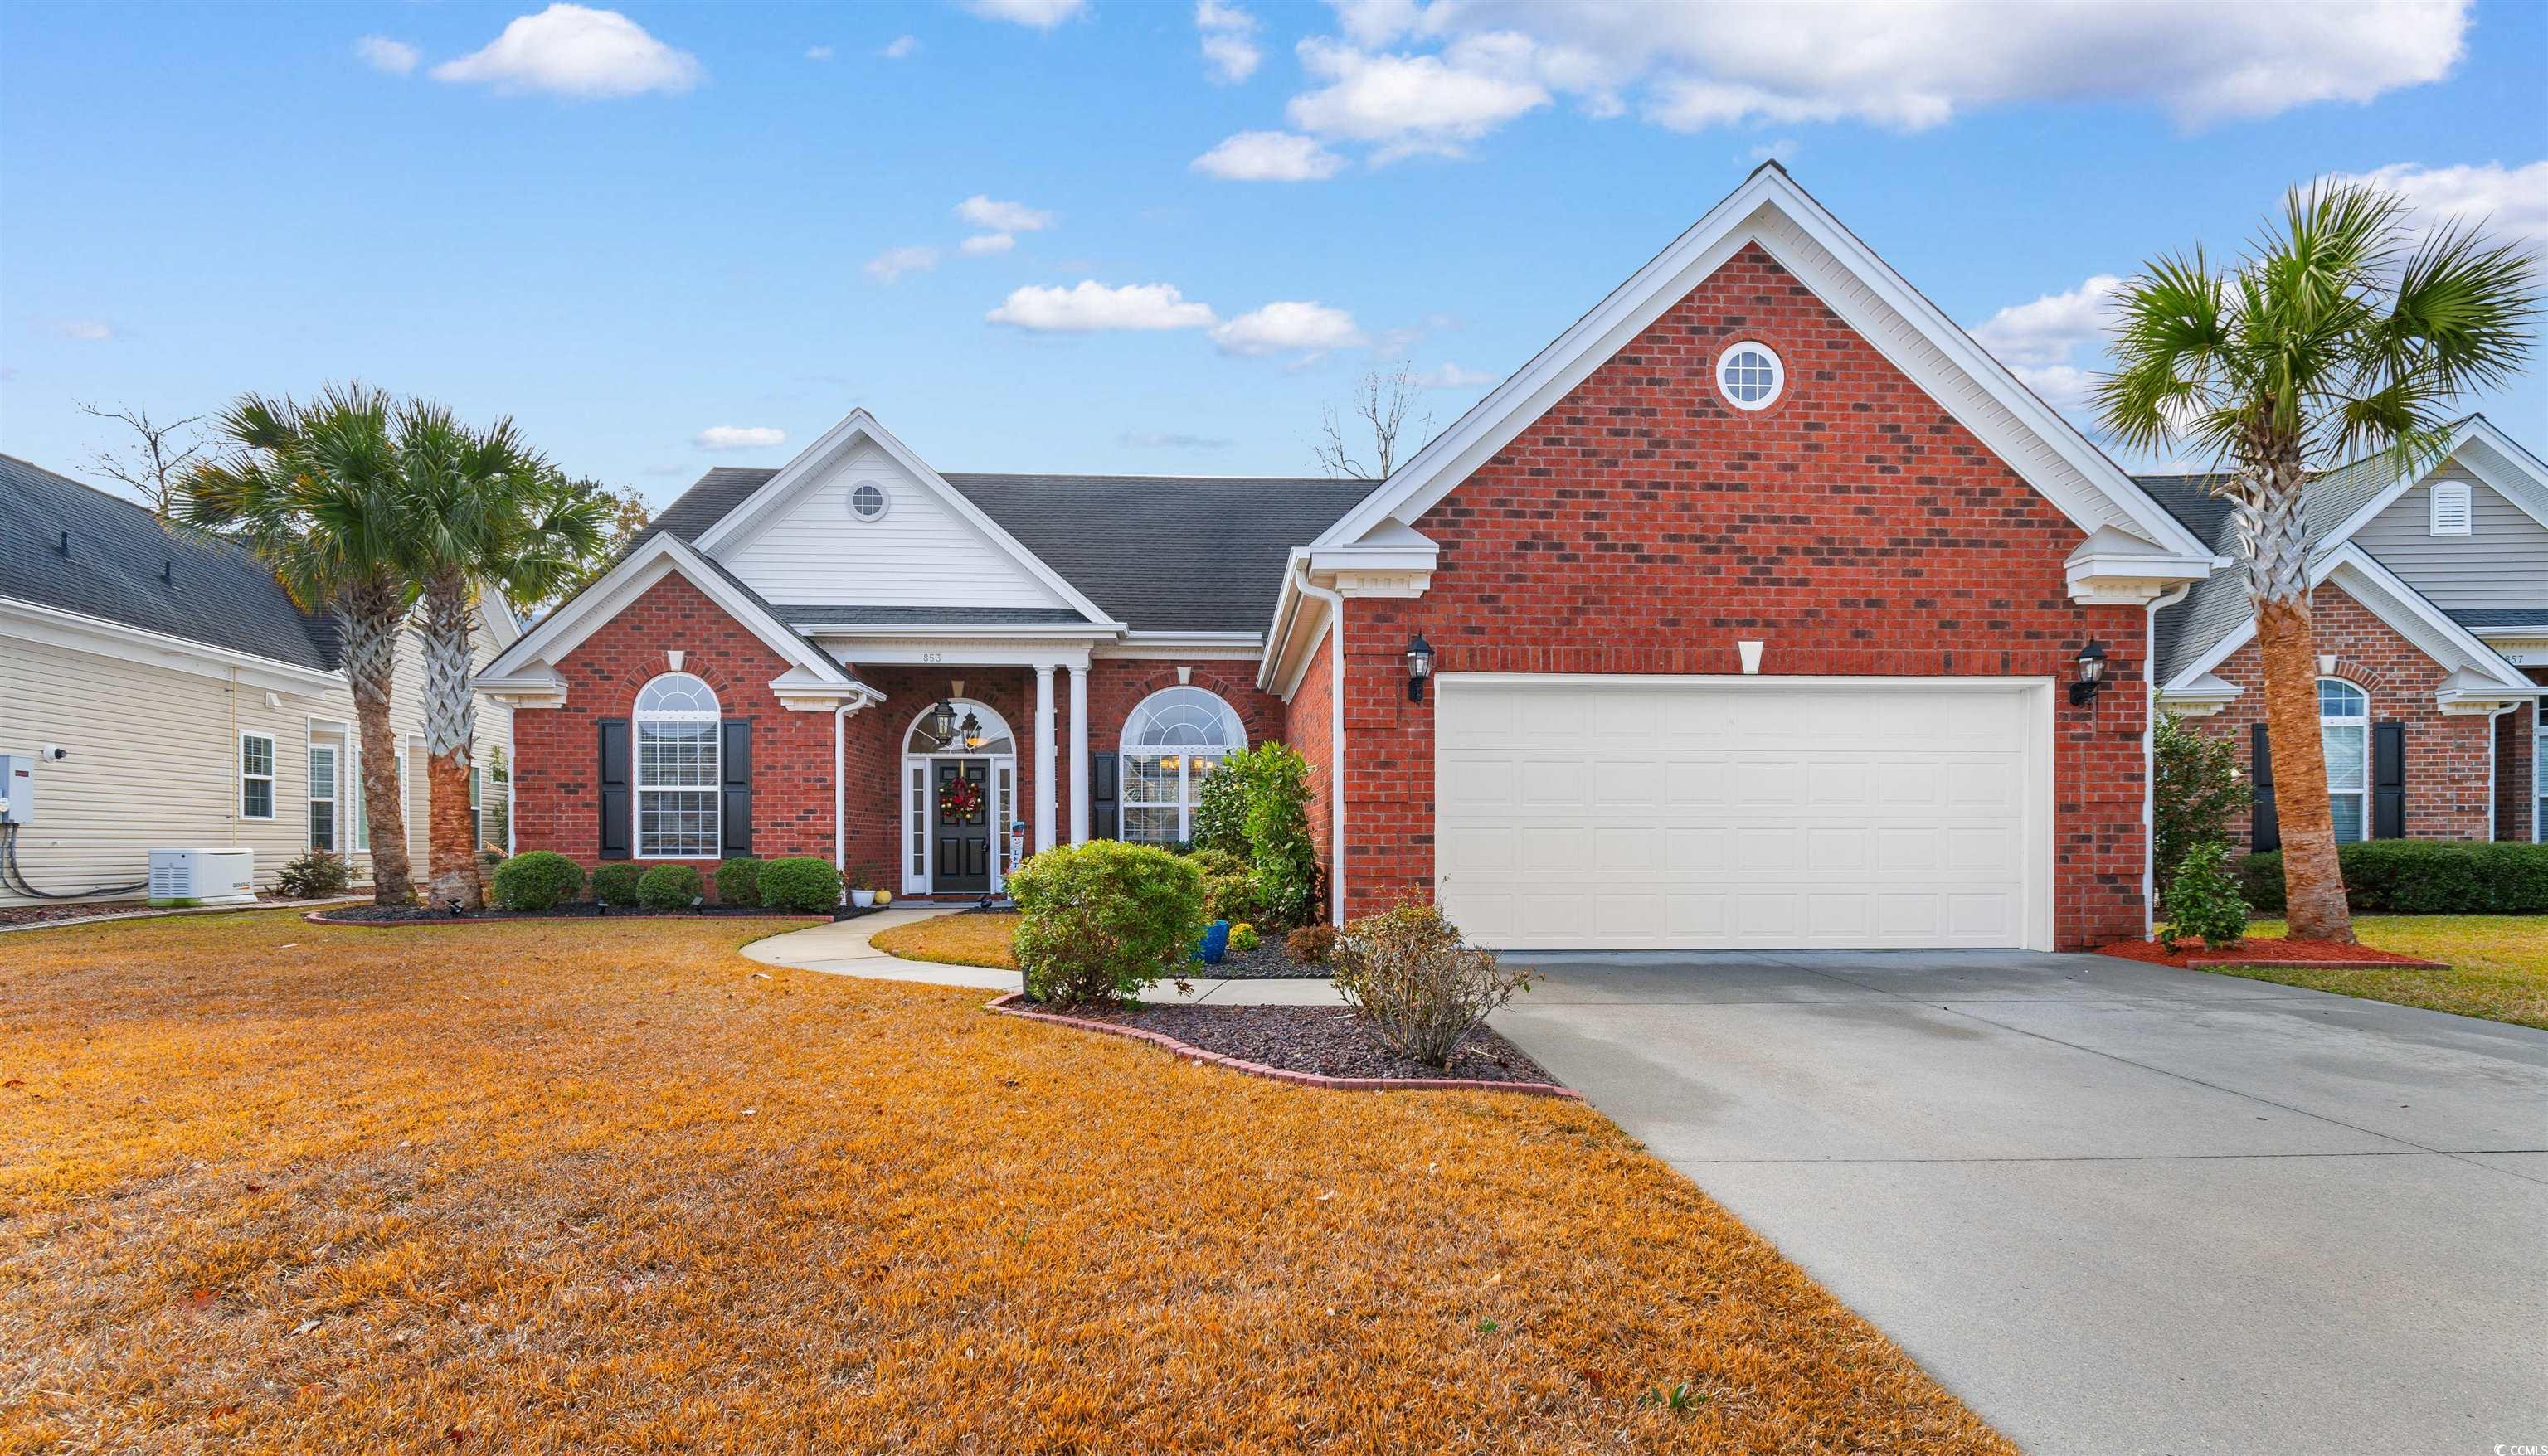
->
2142 581 2194 934
1293 562 1347 927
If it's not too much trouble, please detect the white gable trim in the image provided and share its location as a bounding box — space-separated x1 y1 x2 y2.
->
2158 545 2533 702
2313 415 2548 555
1310 164 2214 565
480 533 863 698
689 409 1123 629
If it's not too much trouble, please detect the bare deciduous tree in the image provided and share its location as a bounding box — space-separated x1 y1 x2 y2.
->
1315 362 1434 480
79 401 210 517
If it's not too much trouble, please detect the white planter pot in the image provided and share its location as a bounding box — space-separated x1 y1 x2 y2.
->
849 889 878 909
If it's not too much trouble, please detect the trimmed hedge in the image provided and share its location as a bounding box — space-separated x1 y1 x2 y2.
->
589 862 643 905
636 863 703 910
716 856 763 907
756 857 843 914
2236 841 2548 916
489 851 585 911
1009 841 1204 1006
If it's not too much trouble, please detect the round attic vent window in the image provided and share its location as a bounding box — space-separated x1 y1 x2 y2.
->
847 481 888 522
1715 342 1784 410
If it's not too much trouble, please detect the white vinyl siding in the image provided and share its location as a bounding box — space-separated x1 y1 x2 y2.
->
717 445 1072 610
2353 470 2548 611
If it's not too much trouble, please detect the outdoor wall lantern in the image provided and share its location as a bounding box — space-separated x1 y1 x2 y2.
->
960 711 985 750
1405 633 1436 702
2069 641 2108 706
927 699 958 744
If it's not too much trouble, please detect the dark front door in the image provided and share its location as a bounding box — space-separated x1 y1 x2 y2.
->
933 758 991 892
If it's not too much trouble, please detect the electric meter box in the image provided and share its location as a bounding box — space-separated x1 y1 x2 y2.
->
0 753 31 824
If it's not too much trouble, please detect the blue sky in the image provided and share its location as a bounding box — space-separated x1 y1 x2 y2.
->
4 0 2544 509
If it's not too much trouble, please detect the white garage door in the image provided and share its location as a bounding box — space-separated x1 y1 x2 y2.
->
1434 676 2052 951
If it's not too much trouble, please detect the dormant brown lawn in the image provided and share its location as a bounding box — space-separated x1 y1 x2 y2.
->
870 909 1019 969
0 912 2010 1454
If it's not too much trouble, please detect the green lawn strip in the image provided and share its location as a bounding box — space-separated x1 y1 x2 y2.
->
2200 915 2548 1031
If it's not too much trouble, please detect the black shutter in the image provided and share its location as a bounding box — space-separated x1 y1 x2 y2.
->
719 720 753 858
2371 721 2405 840
1089 751 1118 839
2249 721 2279 853
598 717 632 860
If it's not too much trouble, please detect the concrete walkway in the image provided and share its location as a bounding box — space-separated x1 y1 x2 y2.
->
1490 948 2548 1456
742 910 1349 1003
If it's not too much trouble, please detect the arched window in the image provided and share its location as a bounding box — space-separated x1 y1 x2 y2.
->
636 673 720 858
904 699 1016 756
2319 678 2370 844
1119 687 1247 845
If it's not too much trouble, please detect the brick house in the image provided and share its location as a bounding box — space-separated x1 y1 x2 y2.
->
485 164 2536 953
2147 415 2547 855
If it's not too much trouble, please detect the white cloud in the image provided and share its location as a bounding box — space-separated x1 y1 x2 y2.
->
1191 129 1346 181
693 425 786 451
55 319 114 341
863 245 941 282
356 36 421 75
805 45 834 61
1272 1 2467 161
1286 38 1549 160
960 232 1016 255
1123 430 1235 449
880 35 920 59
988 281 1217 332
1197 0 1262 83
1209 300 1366 357
431 4 702 98
956 195 1056 233
2329 159 2548 250
1748 137 1798 163
1970 274 2126 410
1412 362 1499 391
959 0 1085 30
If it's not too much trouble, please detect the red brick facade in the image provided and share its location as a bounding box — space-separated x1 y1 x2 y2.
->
1326 245 2152 949
2499 669 2548 842
2186 585 2497 846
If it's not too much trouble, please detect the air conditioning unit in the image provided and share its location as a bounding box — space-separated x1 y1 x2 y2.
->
148 847 256 906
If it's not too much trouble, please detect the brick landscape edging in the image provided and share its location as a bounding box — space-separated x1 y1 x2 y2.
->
2182 954 2450 970
985 993 1580 1099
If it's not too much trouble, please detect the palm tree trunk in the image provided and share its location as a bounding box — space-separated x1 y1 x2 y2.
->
419 567 485 910
2240 450 2355 944
339 587 415 906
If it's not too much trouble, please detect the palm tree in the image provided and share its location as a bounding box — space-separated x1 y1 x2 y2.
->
185 385 422 906
394 401 609 910
2096 182 2537 942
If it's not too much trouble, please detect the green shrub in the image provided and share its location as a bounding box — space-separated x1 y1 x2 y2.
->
276 850 353 900
1331 905 1534 1070
2236 841 2548 916
1285 923 1337 964
2159 842 2248 950
1228 921 1261 953
489 851 584 911
715 856 763 907
1008 841 1204 1007
590 861 644 905
2154 713 2244 915
1190 758 1251 857
635 862 703 910
1184 847 1257 924
1218 741 1318 929
756 857 843 914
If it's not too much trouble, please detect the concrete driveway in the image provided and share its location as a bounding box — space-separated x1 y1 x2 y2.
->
1492 949 2548 1456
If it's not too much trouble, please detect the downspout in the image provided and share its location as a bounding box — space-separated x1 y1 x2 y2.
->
834 688 880 876
2482 698 2521 842
1293 562 1348 927
2142 582 2193 936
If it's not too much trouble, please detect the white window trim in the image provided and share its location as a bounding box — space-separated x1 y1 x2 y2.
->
2320 679 2371 844
2429 479 2473 536
239 731 276 821
1714 340 1785 412
848 478 890 522
635 672 722 861
1116 687 1248 847
309 742 339 852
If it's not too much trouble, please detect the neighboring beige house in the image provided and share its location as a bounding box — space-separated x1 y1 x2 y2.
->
1 452 516 905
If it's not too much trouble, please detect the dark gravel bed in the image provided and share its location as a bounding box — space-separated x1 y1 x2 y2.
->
1198 941 1330 979
1050 1002 1554 1085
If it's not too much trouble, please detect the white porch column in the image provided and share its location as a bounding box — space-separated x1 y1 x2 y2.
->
1033 662 1058 852
1068 666 1090 843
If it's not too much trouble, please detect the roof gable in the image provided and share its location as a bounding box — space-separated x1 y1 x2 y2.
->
1310 164 2215 568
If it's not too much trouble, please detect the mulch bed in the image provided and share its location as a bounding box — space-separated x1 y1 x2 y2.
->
2097 937 2450 971
312 904 829 925
1007 999 1567 1092
1197 940 1330 980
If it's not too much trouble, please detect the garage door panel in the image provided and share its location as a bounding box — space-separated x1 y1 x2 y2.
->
1437 678 2045 950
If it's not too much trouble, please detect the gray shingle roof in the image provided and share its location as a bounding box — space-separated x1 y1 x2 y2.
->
0 452 337 671
2449 608 2548 630
643 467 1382 633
